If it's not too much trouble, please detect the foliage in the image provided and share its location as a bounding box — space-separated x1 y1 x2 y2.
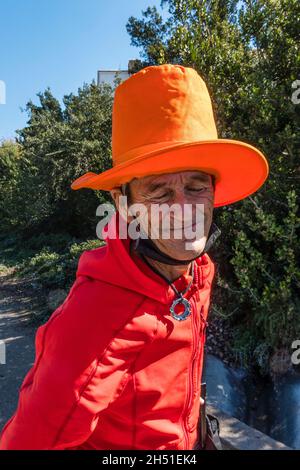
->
0 230 104 292
0 81 114 239
18 238 104 291
0 140 22 231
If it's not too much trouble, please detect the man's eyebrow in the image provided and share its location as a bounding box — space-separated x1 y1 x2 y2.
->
189 174 212 184
147 182 167 192
147 174 212 192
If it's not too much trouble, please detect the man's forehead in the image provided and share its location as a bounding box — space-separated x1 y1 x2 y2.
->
136 170 212 187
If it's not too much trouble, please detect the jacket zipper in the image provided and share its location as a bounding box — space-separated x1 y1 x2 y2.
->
182 300 202 448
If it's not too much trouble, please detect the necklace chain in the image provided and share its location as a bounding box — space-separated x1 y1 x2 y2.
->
139 253 195 299
168 261 194 298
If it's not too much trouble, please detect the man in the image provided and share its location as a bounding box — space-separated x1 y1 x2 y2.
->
0 64 268 450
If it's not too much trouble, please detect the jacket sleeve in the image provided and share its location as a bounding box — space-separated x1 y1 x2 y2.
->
0 276 155 450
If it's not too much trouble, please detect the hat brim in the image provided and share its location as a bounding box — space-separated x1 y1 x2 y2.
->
70 139 269 207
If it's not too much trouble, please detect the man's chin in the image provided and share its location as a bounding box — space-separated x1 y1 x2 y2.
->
184 239 206 254
158 239 206 261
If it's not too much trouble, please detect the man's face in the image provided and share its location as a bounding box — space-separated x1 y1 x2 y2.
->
121 170 215 261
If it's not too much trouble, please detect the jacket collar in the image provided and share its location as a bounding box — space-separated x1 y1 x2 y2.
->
132 221 221 265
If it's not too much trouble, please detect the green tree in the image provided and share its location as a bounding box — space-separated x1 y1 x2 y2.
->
0 139 23 231
14 81 114 238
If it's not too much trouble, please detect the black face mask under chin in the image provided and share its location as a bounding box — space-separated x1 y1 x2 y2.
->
130 222 221 266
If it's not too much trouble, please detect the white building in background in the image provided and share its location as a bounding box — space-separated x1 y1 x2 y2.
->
97 59 142 88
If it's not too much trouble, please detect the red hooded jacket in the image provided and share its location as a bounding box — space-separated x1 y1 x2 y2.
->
0 211 215 450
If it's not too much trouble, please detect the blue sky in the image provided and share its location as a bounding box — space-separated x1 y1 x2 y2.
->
0 0 169 141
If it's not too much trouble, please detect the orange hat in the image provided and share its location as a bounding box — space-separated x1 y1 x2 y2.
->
70 64 269 207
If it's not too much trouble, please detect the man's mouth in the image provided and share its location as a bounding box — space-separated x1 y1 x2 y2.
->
159 222 205 238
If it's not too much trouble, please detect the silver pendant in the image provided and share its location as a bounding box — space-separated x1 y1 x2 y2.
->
170 296 191 321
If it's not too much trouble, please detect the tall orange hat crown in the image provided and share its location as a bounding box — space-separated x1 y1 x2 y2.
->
71 64 269 207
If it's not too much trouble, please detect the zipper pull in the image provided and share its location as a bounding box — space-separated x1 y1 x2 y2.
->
199 306 209 331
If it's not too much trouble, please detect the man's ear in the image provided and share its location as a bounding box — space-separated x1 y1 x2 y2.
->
110 187 135 224
110 187 122 209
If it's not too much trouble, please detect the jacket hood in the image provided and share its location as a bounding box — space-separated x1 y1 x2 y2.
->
76 210 214 305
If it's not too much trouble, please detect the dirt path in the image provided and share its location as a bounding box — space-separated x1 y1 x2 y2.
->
0 269 44 428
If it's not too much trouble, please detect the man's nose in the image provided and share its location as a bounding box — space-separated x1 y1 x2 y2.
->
172 190 188 207
171 191 195 225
